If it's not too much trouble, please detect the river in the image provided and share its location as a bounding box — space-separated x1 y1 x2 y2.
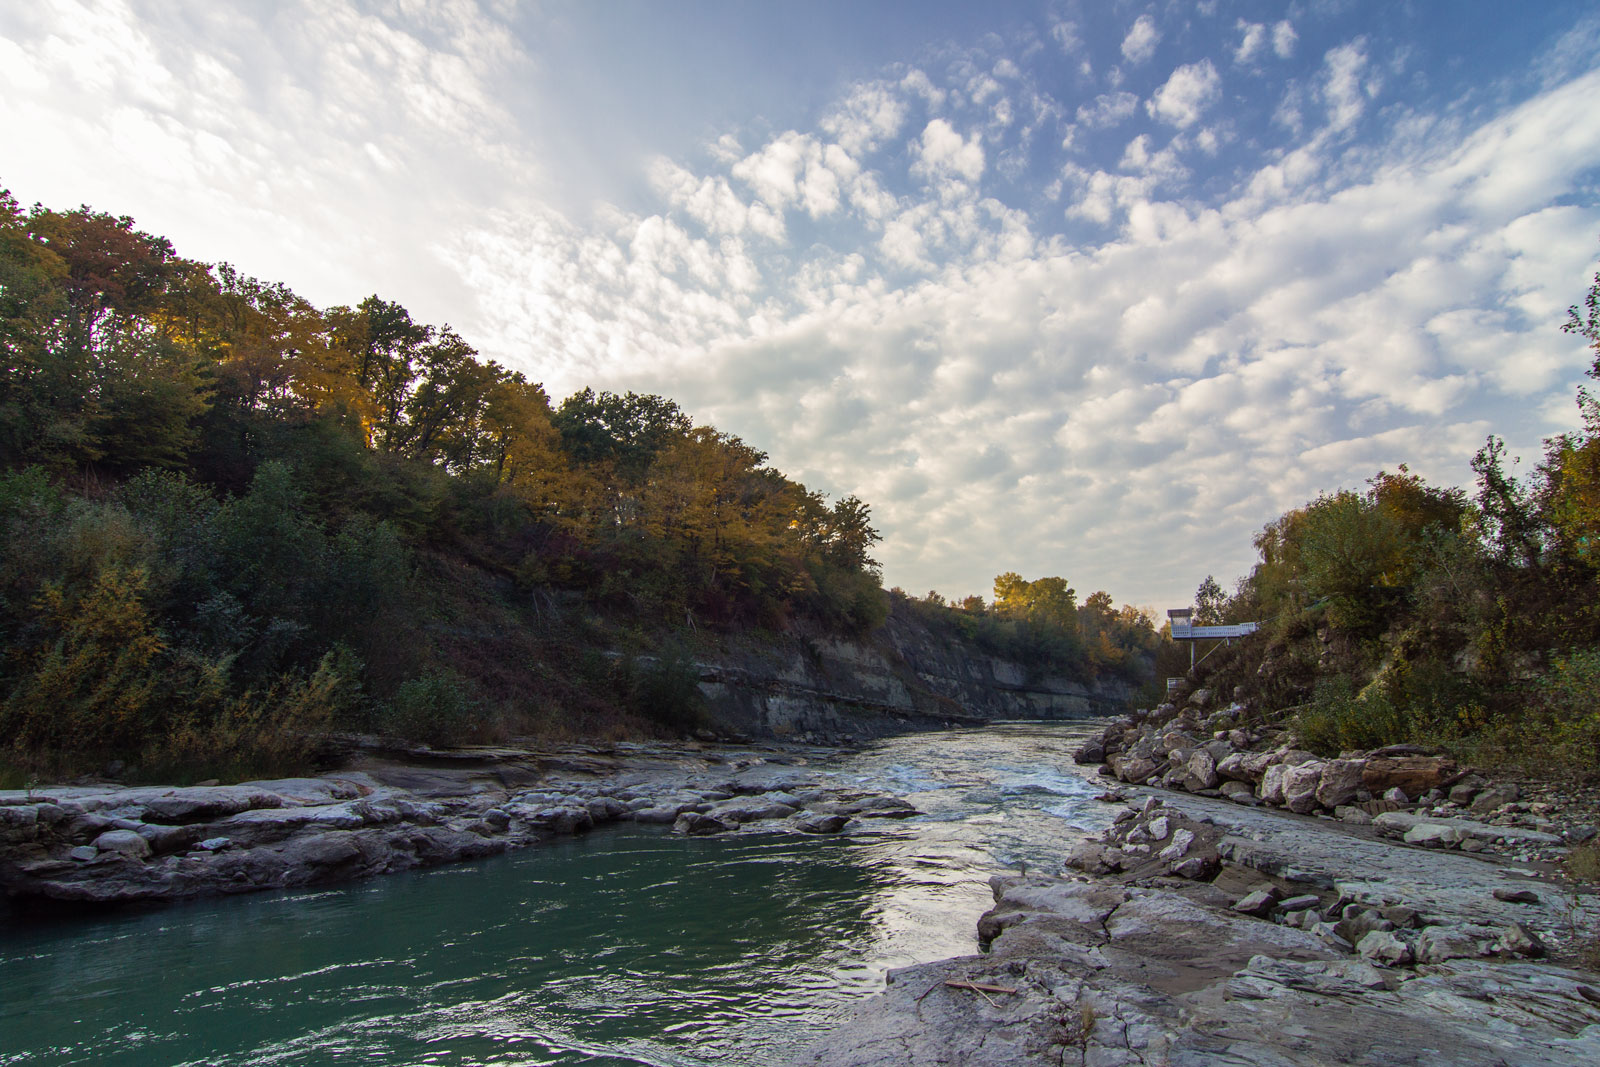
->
0 721 1114 1066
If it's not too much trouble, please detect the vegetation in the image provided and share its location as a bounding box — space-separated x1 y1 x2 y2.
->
0 189 901 779
1186 256 1600 781
895 577 1164 685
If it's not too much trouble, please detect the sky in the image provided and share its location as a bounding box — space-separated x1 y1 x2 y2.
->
3 1 1600 612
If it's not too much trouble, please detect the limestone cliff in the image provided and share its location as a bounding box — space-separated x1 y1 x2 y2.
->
696 601 1140 742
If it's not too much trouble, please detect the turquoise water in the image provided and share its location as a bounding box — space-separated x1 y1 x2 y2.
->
0 722 1111 1066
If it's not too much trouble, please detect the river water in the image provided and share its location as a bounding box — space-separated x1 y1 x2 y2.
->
0 721 1114 1066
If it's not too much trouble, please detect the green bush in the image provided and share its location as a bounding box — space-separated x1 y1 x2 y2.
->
380 670 481 747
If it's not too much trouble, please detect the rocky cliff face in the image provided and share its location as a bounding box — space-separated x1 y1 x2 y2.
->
696 602 1138 742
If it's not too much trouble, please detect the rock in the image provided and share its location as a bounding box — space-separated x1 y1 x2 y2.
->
1379 905 1420 928
1335 805 1373 825
1278 894 1320 913
1282 761 1326 814
1494 888 1540 905
1259 763 1290 805
1356 929 1414 966
1233 888 1280 917
1494 923 1546 958
1373 811 1563 847
1147 815 1171 840
1073 733 1108 764
1383 786 1410 804
792 811 849 834
1404 822 1463 847
195 837 231 852
1470 784 1520 816
1363 756 1456 797
1316 758 1367 810
1220 780 1254 800
1448 775 1489 805
1108 754 1160 784
1336 909 1396 946
1183 749 1220 791
673 811 739 835
91 830 151 859
1065 841 1120 876
68 845 98 861
1171 853 1218 880
1158 829 1195 862
1415 924 1493 963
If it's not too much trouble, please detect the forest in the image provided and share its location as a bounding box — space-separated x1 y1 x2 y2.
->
1187 262 1600 779
0 190 1157 782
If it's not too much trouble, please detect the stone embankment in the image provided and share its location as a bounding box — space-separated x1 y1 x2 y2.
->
787 789 1600 1066
1073 687 1597 863
0 741 916 905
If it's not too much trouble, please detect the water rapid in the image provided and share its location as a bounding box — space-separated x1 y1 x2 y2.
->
0 721 1113 1066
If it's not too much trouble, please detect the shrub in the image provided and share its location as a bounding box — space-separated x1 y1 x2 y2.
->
380 669 481 747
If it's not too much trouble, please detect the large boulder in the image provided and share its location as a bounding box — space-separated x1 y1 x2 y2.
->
1283 762 1326 813
1316 758 1367 810
1183 749 1221 791
1259 763 1290 805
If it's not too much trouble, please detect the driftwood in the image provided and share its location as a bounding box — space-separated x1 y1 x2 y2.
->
943 979 1020 995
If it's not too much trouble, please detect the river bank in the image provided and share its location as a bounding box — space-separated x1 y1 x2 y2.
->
787 696 1600 1065
0 738 917 907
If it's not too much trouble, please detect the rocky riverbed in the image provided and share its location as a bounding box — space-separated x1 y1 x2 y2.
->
786 689 1600 1066
0 739 916 906
786 785 1600 1066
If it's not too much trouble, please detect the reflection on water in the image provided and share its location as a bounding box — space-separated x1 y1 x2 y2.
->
0 722 1110 1066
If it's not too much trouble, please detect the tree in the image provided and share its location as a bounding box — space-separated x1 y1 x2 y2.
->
1194 575 1226 624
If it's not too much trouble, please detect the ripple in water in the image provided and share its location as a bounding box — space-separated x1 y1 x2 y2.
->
0 722 1112 1066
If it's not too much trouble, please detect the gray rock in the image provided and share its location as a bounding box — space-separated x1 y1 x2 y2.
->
1357 929 1413 966
1282 761 1326 814
1415 924 1494 963
1316 758 1367 810
195 837 232 852
1383 786 1411 804
91 830 151 859
68 845 98 861
1278 894 1320 912
791 811 849 834
1233 888 1279 917
1470 784 1520 816
673 811 739 835
1494 888 1540 905
1495 922 1546 958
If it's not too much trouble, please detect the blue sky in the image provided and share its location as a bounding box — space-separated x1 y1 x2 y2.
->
3 1 1600 611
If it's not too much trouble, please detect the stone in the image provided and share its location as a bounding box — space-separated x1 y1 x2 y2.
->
1220 780 1254 799
1158 829 1195 862
1335 805 1373 825
1448 775 1489 806
1470 784 1520 816
195 837 232 852
673 811 739 835
1233 889 1279 917
1403 822 1462 847
91 830 151 859
68 845 98 861
1277 894 1320 912
1282 762 1326 814
1183 749 1220 791
1356 929 1413 966
1316 758 1367 810
1415 924 1493 963
1383 786 1410 804
792 811 849 834
1379 905 1420 928
1494 923 1546 958
1494 888 1540 905
1259 763 1290 805
1171 854 1218 880
1109 754 1160 784
1336 909 1396 946
1147 815 1171 840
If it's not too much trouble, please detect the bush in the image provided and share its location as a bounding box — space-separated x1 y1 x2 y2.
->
379 670 481 747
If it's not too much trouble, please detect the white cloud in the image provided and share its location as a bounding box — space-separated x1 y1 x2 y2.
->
1322 40 1375 132
1147 60 1222 128
1273 20 1299 59
1121 15 1161 65
1049 19 1081 55
1076 91 1140 128
822 82 905 155
913 118 986 185
1234 21 1265 65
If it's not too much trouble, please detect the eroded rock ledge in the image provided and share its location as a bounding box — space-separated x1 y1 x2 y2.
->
0 742 917 906
786 790 1600 1066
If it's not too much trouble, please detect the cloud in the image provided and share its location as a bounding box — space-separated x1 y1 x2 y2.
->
1234 21 1265 65
913 118 986 185
1273 20 1299 59
1076 91 1140 128
1121 15 1161 65
1321 40 1374 131
822 82 905 155
1147 60 1222 128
